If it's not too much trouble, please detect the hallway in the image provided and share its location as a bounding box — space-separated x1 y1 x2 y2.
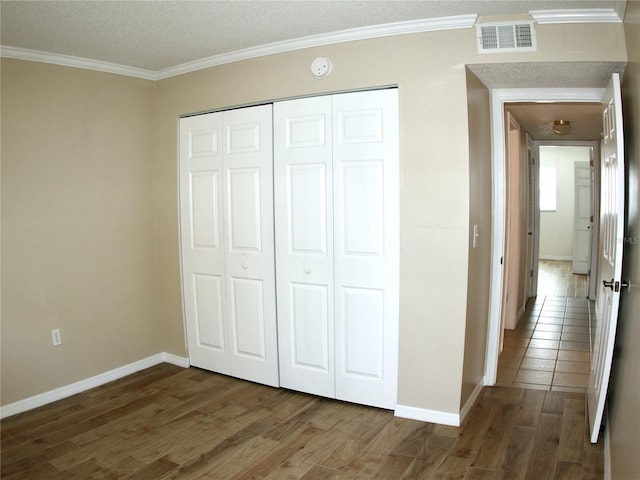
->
497 260 591 393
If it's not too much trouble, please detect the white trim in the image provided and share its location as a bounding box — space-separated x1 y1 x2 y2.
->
485 87 605 387
1 15 477 81
539 255 573 261
394 404 460 427
163 352 190 368
530 8 622 24
0 46 156 80
460 379 486 424
0 352 189 419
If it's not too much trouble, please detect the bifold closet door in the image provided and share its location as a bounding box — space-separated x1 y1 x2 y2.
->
332 89 399 410
274 95 335 398
274 89 399 409
179 105 279 387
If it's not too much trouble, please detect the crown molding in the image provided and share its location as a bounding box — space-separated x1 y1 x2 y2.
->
0 15 477 81
0 45 156 80
155 14 478 79
530 8 622 24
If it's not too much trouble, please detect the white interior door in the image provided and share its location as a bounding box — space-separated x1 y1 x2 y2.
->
274 96 335 397
222 105 278 387
180 113 229 374
274 89 399 409
333 89 399 409
572 161 592 274
180 105 278 387
588 73 625 443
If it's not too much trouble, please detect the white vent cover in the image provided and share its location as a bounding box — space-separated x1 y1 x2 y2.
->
477 21 537 53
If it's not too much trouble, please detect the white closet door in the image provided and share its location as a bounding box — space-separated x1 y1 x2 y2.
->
274 96 335 397
222 105 278 387
179 113 229 374
333 89 399 409
180 105 278 387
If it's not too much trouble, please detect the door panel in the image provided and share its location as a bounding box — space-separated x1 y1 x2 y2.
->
289 164 327 254
342 287 384 378
291 283 330 370
333 89 399 409
227 168 261 251
588 74 625 443
193 273 225 349
180 113 229 373
342 162 384 256
223 105 278 387
274 96 335 397
230 277 266 358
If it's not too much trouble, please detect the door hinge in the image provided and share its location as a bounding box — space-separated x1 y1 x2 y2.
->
590 215 594 223
500 257 503 265
530 269 533 278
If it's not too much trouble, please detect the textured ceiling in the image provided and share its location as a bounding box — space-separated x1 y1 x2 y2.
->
507 102 604 141
0 0 628 71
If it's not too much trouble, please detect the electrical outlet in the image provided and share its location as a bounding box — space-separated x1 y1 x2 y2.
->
51 329 62 346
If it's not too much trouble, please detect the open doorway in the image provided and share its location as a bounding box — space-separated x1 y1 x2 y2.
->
483 88 606 389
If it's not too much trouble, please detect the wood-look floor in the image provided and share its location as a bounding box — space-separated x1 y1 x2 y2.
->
1 364 603 479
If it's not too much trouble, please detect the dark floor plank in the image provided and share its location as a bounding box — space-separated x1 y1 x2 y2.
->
497 425 536 480
524 413 562 480
557 398 585 463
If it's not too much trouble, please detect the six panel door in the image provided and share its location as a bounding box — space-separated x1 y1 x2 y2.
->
180 105 279 387
332 90 399 409
274 95 336 397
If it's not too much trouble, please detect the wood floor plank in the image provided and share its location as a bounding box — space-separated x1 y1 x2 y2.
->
430 455 473 480
401 434 456 480
496 425 536 480
516 389 547 427
450 393 500 459
463 466 498 480
557 398 585 463
542 391 565 415
553 461 582 480
471 401 517 470
524 413 562 480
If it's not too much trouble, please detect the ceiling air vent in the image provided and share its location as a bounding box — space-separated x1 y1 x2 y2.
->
477 21 537 53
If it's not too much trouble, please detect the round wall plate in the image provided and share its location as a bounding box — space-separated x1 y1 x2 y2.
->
311 57 332 78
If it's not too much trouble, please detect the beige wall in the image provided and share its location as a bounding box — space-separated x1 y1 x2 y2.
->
539 146 592 260
609 3 640 479
154 22 626 415
0 20 628 418
461 69 492 406
1 60 159 405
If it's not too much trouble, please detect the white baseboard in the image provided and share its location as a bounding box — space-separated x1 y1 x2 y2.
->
539 255 573 261
395 404 460 427
460 377 485 424
0 352 189 419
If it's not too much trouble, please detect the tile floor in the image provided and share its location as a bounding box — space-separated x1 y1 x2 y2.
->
497 260 592 393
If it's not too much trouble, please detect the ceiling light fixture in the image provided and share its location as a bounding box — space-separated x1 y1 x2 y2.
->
553 119 571 135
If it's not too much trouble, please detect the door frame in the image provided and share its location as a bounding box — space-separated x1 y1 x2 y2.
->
485 87 605 384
